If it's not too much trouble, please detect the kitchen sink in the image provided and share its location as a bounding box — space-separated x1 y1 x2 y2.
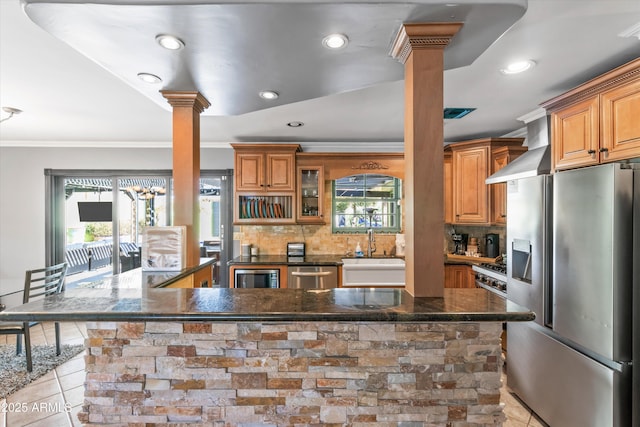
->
341 257 405 287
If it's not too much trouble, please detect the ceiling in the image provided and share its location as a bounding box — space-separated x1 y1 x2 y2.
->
1 0 639 152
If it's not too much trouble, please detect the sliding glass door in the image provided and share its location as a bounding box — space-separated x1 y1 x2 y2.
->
46 169 233 288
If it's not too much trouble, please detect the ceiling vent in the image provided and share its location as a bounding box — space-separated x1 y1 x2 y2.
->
443 107 476 119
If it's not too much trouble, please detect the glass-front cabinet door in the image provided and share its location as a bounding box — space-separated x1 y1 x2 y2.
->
297 166 324 224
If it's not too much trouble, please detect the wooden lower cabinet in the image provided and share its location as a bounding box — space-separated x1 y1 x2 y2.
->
164 264 213 288
164 276 194 288
444 264 476 289
192 263 213 288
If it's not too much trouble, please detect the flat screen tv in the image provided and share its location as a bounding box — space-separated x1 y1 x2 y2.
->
78 201 112 222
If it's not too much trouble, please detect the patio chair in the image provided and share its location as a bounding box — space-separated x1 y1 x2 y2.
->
0 262 68 372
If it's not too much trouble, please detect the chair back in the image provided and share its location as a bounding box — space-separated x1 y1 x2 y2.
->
23 262 68 304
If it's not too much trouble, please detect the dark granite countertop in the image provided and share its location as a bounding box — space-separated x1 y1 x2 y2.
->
0 287 534 323
228 255 346 266
73 258 216 290
228 254 411 266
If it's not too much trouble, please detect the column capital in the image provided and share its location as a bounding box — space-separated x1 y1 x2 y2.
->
390 22 463 64
161 91 211 113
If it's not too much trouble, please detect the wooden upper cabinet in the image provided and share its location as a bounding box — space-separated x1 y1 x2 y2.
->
449 138 526 225
551 97 600 170
444 149 453 224
491 146 526 225
231 144 300 225
601 79 640 161
232 144 300 192
266 153 296 191
235 152 264 191
296 165 325 224
453 146 489 224
542 58 640 171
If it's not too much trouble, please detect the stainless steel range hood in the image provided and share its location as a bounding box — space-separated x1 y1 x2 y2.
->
486 114 552 184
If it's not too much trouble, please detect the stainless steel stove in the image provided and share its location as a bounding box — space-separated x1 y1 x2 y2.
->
472 262 507 298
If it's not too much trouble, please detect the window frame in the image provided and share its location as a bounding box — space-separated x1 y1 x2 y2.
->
331 173 402 234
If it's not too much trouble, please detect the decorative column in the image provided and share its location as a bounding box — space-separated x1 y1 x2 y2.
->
161 91 211 267
391 23 462 297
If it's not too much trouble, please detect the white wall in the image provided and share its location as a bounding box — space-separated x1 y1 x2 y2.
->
0 146 234 303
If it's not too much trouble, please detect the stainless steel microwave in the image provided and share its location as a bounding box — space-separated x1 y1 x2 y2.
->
234 269 279 288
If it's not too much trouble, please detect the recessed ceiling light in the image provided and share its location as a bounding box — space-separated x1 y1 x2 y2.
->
137 72 162 84
287 121 304 128
259 90 279 100
155 34 185 50
322 33 348 50
500 60 536 75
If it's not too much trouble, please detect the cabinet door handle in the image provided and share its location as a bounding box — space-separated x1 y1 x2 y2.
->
587 149 596 154
599 147 609 158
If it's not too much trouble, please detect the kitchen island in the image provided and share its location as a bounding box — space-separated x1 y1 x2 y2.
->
1 279 533 426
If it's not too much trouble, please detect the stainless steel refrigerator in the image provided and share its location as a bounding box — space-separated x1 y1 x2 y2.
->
506 163 637 427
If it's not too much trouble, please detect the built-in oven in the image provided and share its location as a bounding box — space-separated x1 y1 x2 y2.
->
234 269 280 288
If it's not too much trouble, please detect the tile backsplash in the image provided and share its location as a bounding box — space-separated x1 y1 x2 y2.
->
234 223 504 259
234 224 399 257
444 223 506 257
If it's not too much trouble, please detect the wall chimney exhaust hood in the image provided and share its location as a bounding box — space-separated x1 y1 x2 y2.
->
486 111 551 184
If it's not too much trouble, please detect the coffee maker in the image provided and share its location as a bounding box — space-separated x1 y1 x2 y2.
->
452 233 468 255
485 233 500 258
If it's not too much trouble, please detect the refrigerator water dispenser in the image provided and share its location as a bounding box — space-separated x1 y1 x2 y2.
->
511 238 532 283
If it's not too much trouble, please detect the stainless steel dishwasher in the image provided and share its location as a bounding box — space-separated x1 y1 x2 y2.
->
287 266 338 289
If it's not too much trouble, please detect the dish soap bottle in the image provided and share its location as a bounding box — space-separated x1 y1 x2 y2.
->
355 242 364 257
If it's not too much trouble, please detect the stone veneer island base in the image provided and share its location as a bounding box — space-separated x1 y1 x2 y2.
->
80 320 504 426
0 284 533 426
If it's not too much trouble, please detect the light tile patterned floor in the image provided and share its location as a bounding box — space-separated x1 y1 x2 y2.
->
0 322 87 427
0 322 548 426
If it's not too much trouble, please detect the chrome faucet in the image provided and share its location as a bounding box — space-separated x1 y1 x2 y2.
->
365 207 377 257
367 228 376 257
